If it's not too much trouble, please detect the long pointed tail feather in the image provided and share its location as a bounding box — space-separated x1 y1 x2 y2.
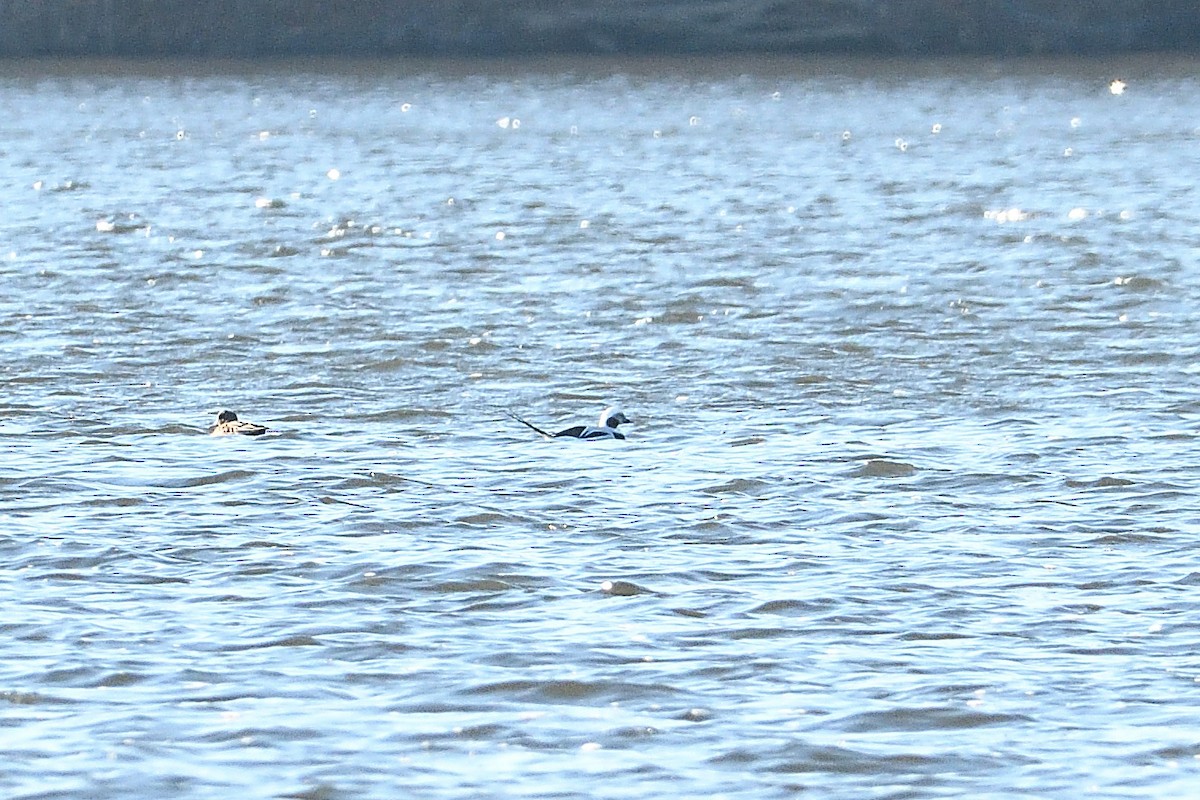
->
503 409 555 438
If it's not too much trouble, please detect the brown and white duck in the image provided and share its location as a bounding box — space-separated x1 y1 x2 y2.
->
209 410 268 436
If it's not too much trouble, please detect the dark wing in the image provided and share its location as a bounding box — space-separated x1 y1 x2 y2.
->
504 410 555 438
553 425 587 438
578 428 623 440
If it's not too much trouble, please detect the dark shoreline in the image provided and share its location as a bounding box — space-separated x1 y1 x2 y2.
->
0 1 1197 59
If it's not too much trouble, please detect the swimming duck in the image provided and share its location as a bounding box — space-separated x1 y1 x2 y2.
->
209 410 268 436
506 406 631 440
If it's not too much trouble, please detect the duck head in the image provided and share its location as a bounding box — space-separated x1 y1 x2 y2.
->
599 406 631 429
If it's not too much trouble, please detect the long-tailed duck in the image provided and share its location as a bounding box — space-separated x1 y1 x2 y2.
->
210 410 268 436
506 406 631 440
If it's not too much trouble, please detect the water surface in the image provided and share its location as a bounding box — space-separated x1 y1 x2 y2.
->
2 55 1199 799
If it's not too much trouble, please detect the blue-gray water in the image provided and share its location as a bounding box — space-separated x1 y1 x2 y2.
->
2 56 1199 799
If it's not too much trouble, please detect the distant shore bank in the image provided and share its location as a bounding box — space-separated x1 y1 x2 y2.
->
0 1 1196 58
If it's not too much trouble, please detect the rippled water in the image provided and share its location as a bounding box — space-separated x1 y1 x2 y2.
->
3 55 1200 798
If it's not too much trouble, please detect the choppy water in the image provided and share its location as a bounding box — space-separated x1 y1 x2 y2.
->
3 55 1200 799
